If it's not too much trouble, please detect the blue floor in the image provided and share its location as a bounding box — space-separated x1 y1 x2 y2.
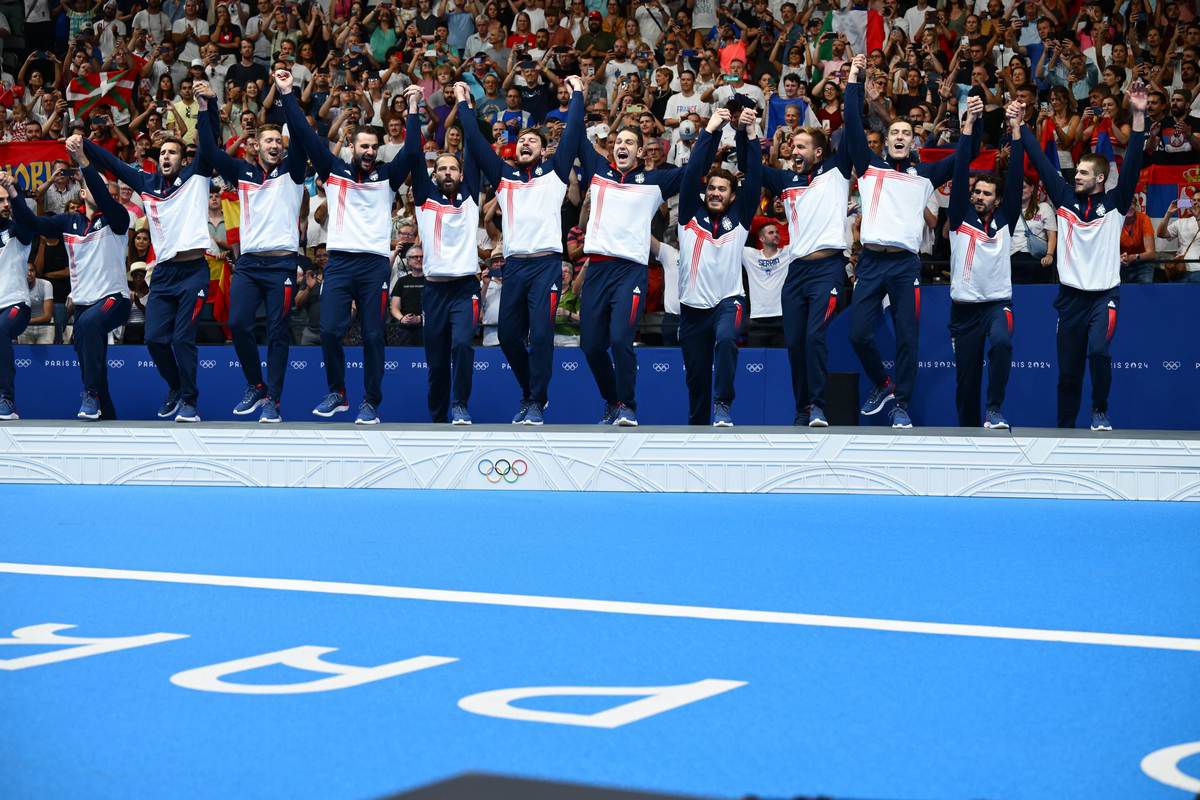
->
2 486 1198 799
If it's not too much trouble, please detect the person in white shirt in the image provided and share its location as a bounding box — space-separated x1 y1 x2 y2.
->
663 70 712 127
742 221 788 348
1157 197 1200 283
172 0 210 63
702 59 767 117
634 0 671 48
133 0 172 47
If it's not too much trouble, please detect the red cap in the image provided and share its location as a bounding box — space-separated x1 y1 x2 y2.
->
587 10 602 20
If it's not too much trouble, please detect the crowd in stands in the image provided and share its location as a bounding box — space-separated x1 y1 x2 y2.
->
3 0 1199 348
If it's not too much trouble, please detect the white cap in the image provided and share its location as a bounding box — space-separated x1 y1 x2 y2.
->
677 120 697 141
587 123 610 142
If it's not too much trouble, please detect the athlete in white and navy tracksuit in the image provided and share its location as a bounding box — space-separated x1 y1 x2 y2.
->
198 94 306 417
280 87 410 420
744 128 852 421
677 123 763 425
84 125 215 418
403 109 483 423
0 187 36 419
947 119 1024 428
1020 118 1146 428
8 156 132 420
843 77 971 422
576 132 683 421
457 85 583 417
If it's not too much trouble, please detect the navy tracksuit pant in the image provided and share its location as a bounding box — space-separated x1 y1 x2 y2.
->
321 251 389 407
1054 285 1118 428
0 303 31 402
229 253 295 402
949 300 1013 428
74 294 132 420
422 276 479 422
580 258 646 410
144 258 209 405
781 253 845 414
849 248 922 408
497 254 560 406
679 296 745 425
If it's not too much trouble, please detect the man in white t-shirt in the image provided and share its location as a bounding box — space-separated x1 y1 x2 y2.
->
742 220 788 347
634 0 671 48
172 0 210 63
604 41 639 98
664 70 712 127
17 267 55 345
701 59 767 116
132 0 172 46
1158 198 1200 281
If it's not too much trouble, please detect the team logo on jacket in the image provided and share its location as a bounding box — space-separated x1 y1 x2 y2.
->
0 230 8 246
1107 299 1116 309
1096 204 1105 215
721 217 732 231
635 173 645 183
535 167 544 176
173 177 182 187
906 167 917 175
369 172 378 180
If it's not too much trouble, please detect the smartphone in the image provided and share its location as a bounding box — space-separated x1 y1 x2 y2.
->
1039 101 1051 113
1089 105 1101 116
681 49 698 58
724 74 738 83
424 49 437 57
350 43 363 54
1180 197 1195 210
583 64 595 77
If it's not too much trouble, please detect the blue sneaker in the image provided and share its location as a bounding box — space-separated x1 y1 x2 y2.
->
258 399 282 424
156 389 181 419
599 402 619 425
984 407 1009 430
450 405 472 425
174 402 200 423
860 378 895 416
890 405 913 429
0 397 18 420
512 400 534 424
1090 410 1112 432
355 402 380 425
522 402 545 426
712 402 734 427
614 404 638 427
77 392 101 420
233 384 268 415
793 408 810 426
808 406 829 428
313 391 349 417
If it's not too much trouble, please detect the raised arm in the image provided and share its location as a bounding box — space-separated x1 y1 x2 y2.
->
1111 82 1148 216
82 138 146 191
679 109 729 223
193 80 242 183
735 110 763 222
842 54 873 175
547 76 585 182
457 98 507 186
1 173 64 240
1017 116 1072 209
920 97 981 189
1002 105 1024 233
276 70 337 179
68 134 130 236
403 87 434 202
948 96 983 229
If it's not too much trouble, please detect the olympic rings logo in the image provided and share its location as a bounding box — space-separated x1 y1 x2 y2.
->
384 361 399 371
14 358 32 368
652 362 670 372
561 361 579 371
199 360 217 369
478 457 529 484
883 360 895 369
1163 361 1181 371
289 360 307 370
746 363 764 373
473 361 489 370
107 360 125 369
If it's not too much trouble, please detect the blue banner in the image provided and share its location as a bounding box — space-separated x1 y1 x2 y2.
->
10 285 1200 428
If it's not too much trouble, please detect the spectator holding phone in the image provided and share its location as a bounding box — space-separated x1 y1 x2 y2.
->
1158 197 1200 282
36 159 82 215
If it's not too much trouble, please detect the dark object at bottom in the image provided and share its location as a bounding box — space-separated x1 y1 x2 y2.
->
825 371 859 426
383 772 712 800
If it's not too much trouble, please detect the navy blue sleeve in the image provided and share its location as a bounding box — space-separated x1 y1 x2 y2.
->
576 131 609 183
679 129 719 224
404 112 433 204
652 165 685 200
82 164 130 236
547 90 585 183
384 137 411 191
842 80 873 175
281 92 336 179
947 128 977 230
7 192 64 240
1109 130 1145 216
736 130 764 223
918 129 976 188
83 140 147 191
1019 125 1073 208
461 130 481 201
285 119 308 184
198 104 242 184
736 148 787 197
458 100 506 186
1003 132 1024 233
832 134 854 179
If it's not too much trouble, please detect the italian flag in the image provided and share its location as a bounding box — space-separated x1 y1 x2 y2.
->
66 70 135 116
818 6 885 61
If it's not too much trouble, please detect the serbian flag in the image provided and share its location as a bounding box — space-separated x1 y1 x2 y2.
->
1019 117 1060 185
66 69 135 116
819 6 885 61
918 147 999 172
